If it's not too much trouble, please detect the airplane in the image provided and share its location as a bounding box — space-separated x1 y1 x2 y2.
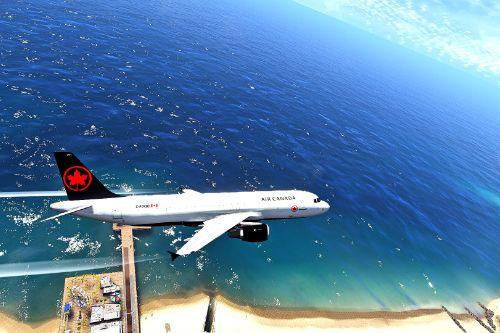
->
42 152 330 261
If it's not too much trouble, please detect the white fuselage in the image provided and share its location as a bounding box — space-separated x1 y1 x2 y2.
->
50 190 330 225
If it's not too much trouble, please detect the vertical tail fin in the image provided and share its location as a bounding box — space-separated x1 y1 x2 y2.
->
54 152 121 200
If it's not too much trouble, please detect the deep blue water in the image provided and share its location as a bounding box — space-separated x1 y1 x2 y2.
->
0 0 499 322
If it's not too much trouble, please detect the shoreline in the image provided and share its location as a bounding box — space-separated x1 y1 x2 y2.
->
217 295 461 320
138 290 487 318
211 296 500 333
0 311 58 333
0 293 497 332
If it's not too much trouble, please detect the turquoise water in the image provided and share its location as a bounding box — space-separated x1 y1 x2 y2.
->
0 0 499 322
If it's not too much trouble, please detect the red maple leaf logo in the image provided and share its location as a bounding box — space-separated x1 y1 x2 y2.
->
67 169 88 186
63 166 92 192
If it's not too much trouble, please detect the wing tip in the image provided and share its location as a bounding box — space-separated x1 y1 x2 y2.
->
168 251 181 262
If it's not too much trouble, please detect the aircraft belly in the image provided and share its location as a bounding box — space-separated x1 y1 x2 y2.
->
83 206 272 225
121 212 213 225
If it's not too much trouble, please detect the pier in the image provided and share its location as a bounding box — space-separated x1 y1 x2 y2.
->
113 224 150 333
464 307 495 333
442 306 467 333
203 293 217 333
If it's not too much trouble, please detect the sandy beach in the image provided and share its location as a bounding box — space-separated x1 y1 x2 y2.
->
212 296 500 333
0 294 498 333
140 293 211 333
0 312 58 333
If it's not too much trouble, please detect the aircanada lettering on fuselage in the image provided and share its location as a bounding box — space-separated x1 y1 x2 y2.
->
261 196 295 202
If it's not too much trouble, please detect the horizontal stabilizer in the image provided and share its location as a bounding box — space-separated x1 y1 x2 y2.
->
40 205 92 222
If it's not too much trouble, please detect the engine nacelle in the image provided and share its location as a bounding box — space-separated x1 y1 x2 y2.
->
228 224 269 242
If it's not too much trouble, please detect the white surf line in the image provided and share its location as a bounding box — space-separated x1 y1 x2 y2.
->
0 189 166 198
0 254 162 278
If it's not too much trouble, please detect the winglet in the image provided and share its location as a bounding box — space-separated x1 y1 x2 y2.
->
168 251 180 262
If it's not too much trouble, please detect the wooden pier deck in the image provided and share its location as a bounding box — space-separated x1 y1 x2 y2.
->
113 224 150 333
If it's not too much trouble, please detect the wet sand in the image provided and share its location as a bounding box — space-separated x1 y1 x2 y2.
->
0 294 498 333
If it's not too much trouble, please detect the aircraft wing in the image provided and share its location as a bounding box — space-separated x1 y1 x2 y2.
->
169 212 258 261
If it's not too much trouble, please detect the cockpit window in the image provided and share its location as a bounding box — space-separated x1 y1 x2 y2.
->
313 198 320 203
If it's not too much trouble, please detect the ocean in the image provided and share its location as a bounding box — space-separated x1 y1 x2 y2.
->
0 0 499 322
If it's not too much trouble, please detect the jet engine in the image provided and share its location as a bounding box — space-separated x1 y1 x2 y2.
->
228 224 269 242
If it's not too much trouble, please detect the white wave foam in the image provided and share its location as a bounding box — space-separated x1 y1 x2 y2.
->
163 227 175 236
12 213 40 227
58 233 101 256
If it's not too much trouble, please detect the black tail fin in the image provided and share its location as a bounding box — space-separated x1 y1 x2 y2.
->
54 152 121 201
